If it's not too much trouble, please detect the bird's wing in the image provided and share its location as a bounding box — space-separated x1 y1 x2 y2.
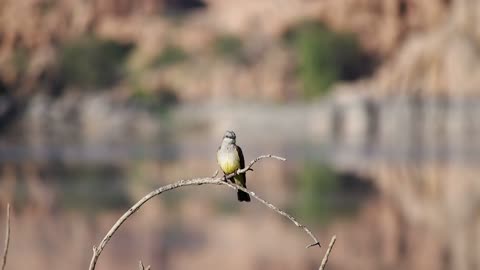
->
236 145 245 169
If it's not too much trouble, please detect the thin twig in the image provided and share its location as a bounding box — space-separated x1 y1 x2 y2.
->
1 204 10 270
221 181 320 248
138 261 150 270
88 154 320 270
319 235 336 270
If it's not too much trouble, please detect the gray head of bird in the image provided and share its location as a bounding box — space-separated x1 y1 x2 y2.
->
223 130 236 144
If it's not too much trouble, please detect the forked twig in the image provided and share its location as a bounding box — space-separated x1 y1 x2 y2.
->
138 261 150 270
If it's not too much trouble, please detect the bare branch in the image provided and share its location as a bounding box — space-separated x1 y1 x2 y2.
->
318 235 336 270
88 155 321 270
88 177 220 270
220 181 320 248
1 204 10 270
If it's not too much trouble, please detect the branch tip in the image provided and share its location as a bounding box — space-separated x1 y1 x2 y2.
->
306 242 321 248
220 180 321 252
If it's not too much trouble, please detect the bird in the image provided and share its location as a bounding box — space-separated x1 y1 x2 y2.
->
216 130 251 202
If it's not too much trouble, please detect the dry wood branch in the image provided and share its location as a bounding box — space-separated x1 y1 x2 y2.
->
318 235 336 270
88 155 320 270
1 204 10 270
220 180 320 248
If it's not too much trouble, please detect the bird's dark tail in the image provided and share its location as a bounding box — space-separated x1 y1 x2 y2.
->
237 190 251 202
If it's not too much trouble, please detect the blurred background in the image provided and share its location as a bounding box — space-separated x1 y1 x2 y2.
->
0 0 479 269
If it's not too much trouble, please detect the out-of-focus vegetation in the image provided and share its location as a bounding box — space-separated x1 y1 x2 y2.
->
295 164 338 224
129 88 179 116
56 165 131 211
11 165 132 212
212 34 246 63
295 163 373 224
151 45 189 69
59 37 133 88
12 47 29 75
286 22 374 98
162 0 207 19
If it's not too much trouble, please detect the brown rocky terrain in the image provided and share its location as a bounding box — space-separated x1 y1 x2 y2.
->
368 0 480 96
0 0 468 101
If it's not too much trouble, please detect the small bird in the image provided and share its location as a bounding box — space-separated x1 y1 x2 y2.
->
217 130 250 202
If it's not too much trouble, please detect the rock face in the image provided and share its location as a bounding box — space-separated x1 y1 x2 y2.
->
369 0 480 96
0 0 470 100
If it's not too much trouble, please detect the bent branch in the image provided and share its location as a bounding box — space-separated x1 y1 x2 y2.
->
88 155 321 270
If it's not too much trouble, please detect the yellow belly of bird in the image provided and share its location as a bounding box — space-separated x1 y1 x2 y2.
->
219 157 240 174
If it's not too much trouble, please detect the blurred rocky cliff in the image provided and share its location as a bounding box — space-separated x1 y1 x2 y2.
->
1 0 474 100
0 0 479 143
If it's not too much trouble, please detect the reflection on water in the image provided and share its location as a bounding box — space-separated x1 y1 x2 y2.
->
294 163 375 225
1 97 480 270
0 141 375 270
